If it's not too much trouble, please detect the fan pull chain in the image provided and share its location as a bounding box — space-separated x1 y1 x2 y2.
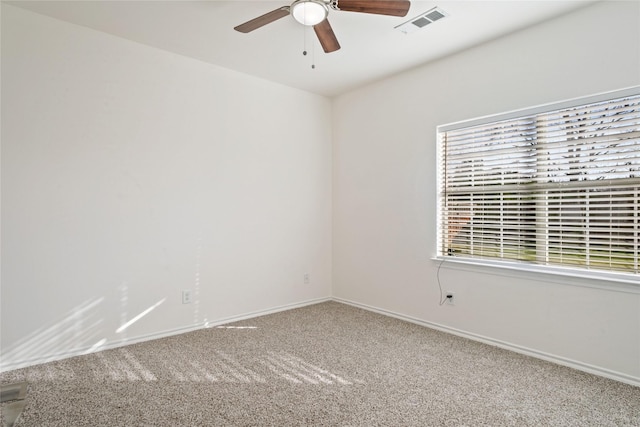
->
311 29 316 69
301 26 315 70
302 22 307 56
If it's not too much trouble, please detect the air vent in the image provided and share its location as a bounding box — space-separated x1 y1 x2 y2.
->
426 10 445 22
395 7 448 34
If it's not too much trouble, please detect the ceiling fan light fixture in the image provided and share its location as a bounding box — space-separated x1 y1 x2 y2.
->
291 0 328 26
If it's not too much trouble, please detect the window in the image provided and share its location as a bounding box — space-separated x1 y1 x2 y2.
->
437 88 640 278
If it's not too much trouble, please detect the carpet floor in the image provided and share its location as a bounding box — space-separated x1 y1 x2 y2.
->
1 301 639 426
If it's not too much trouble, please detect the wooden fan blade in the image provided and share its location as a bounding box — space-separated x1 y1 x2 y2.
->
336 0 410 17
314 19 341 53
234 6 290 33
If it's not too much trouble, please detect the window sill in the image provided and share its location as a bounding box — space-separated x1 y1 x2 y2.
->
431 256 640 294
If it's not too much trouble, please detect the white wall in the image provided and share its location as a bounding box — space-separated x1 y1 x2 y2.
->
1 4 332 370
333 1 640 385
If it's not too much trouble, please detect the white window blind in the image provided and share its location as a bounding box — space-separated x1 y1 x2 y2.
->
438 89 640 277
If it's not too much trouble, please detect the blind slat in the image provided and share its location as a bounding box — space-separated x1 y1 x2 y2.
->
439 90 640 276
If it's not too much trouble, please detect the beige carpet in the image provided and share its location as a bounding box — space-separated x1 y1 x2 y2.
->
1 301 639 426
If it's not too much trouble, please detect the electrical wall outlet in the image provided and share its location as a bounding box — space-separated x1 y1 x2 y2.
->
182 290 192 304
445 292 454 305
304 273 310 284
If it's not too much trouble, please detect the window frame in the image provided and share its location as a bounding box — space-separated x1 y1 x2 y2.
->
436 87 640 287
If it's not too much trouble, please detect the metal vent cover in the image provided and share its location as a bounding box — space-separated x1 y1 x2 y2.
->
395 7 448 34
425 10 445 22
0 382 27 403
412 17 431 28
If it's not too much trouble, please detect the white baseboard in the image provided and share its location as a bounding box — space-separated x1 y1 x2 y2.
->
0 296 331 373
332 297 640 388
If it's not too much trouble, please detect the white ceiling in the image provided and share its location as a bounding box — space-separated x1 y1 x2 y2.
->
6 0 596 97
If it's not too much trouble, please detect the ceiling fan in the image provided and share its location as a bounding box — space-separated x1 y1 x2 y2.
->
234 0 411 53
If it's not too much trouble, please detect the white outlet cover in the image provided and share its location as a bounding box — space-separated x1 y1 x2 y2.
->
182 290 192 304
